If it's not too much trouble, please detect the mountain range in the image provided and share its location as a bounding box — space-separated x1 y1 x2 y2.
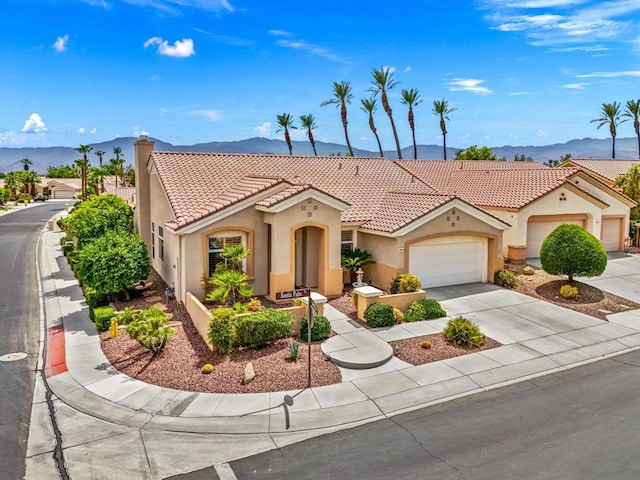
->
1 136 639 174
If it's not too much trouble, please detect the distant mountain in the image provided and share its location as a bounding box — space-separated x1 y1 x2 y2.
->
1 136 638 173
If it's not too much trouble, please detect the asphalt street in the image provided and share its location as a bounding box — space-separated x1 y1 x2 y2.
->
0 203 65 479
174 350 640 480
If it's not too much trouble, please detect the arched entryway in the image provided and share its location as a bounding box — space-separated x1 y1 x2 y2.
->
294 226 323 289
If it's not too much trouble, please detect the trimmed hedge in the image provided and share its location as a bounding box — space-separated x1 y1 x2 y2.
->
208 307 236 353
234 308 294 349
84 286 109 309
93 306 115 332
364 302 396 328
404 299 447 322
300 316 331 342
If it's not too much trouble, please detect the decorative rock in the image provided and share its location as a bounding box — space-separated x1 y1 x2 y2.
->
152 302 169 311
243 362 256 385
142 289 159 298
523 266 535 275
145 296 163 303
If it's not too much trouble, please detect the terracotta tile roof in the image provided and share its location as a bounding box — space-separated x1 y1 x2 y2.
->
397 161 585 209
151 152 435 229
361 193 455 233
563 159 638 182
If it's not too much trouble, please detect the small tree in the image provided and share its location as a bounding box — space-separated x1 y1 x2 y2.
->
455 145 497 160
540 224 607 282
206 270 253 306
341 248 375 282
76 232 151 297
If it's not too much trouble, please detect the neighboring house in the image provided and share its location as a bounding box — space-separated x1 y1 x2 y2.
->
397 160 635 259
133 137 511 303
559 159 638 187
47 178 82 199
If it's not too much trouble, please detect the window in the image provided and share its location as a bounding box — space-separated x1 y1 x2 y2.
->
151 222 155 259
158 226 164 262
341 230 354 252
208 234 243 276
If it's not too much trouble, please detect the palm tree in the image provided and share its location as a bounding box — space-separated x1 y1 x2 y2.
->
75 144 93 201
276 113 296 155
321 81 355 157
20 158 33 171
89 166 108 194
24 170 40 197
432 99 457 160
360 97 384 157
400 88 423 159
369 67 402 159
94 150 106 168
591 102 627 159
4 171 25 196
624 99 640 160
299 114 318 156
110 147 125 188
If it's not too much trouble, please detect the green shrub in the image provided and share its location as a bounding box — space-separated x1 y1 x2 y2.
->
83 286 109 309
389 273 422 294
300 315 331 342
559 284 579 299
115 306 139 325
62 242 75 257
287 340 300 361
364 302 396 328
125 306 176 354
208 307 237 353
93 306 115 332
494 269 517 288
18 193 32 203
404 299 447 322
234 308 294 349
201 363 214 374
442 317 485 348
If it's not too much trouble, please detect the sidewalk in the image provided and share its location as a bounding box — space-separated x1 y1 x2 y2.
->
28 228 640 478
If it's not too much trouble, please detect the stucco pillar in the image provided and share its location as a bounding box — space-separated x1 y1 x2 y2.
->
354 286 383 321
134 136 154 256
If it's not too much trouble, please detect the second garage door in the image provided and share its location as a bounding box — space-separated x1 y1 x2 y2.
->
601 217 623 252
526 216 586 258
409 236 487 288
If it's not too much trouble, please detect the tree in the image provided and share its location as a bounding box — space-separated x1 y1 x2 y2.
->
591 102 627 159
75 144 93 201
340 247 375 283
76 231 151 297
369 67 402 159
276 113 296 156
47 164 80 178
400 88 423 160
614 163 640 219
110 147 125 188
540 224 607 282
94 150 106 168
206 270 253 307
299 114 318 156
4 171 25 196
88 166 108 194
321 81 355 157
624 99 640 160
360 97 384 157
513 153 533 162
23 170 40 197
455 145 497 160
20 158 33 171
432 99 457 160
219 243 250 272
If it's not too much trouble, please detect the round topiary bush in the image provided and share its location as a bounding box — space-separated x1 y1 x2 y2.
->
364 302 396 328
201 363 214 374
404 299 447 322
559 284 579 299
300 315 331 342
540 224 607 281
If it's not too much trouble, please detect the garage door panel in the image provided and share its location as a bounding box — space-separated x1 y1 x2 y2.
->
601 218 621 252
409 238 486 288
526 218 584 258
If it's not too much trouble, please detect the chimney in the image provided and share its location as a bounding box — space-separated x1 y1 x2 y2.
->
134 135 154 256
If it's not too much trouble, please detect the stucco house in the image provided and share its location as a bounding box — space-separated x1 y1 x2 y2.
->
133 137 634 303
559 158 638 187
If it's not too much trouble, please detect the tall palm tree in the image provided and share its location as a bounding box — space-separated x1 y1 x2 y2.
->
110 147 125 188
24 170 40 197
89 166 108 194
360 97 384 157
624 99 640 160
321 81 355 157
369 67 402 159
94 150 106 168
276 113 296 155
432 99 457 160
591 102 627 159
300 114 318 156
20 158 33 171
75 144 93 201
400 88 423 159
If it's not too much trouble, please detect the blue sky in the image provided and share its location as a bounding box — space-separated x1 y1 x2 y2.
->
1 0 639 151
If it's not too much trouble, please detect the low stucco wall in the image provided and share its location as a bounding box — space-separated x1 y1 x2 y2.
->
379 290 427 312
185 292 214 350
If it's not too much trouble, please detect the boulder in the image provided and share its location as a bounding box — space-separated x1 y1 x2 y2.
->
523 266 535 276
243 362 256 385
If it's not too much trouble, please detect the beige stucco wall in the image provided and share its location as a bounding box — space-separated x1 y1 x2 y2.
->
359 205 505 290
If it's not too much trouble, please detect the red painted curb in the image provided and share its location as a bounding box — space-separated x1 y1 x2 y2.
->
45 324 68 378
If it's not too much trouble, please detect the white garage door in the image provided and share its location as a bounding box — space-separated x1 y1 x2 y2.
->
409 236 487 288
52 190 75 199
526 217 585 258
601 217 622 252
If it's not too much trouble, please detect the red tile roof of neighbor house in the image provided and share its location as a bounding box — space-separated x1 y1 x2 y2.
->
151 152 436 230
562 159 638 182
396 161 592 209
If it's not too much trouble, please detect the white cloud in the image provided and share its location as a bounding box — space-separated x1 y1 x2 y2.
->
122 0 233 15
509 91 533 95
403 66 412 73
575 70 640 78
447 78 493 94
133 128 150 137
144 37 195 58
536 129 548 138
457 134 471 143
254 122 271 137
484 136 491 141
0 131 49 147
273 36 347 64
90 128 97 134
563 82 589 89
268 30 292 37
149 74 161 82
76 127 86 134
21 113 48 133
190 109 223 121
53 35 69 52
